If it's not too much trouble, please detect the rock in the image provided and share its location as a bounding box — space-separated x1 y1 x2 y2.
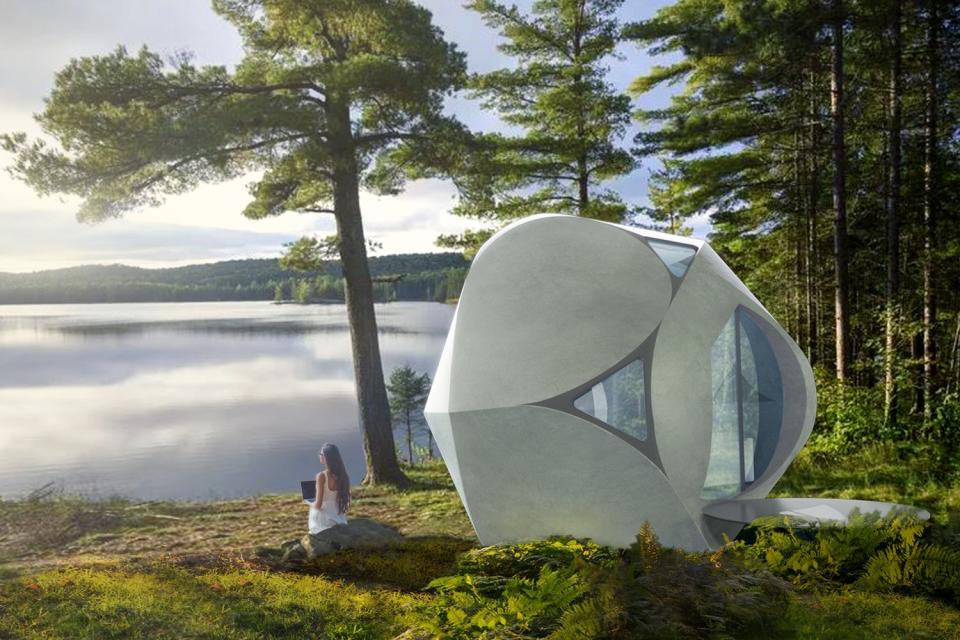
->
280 518 404 565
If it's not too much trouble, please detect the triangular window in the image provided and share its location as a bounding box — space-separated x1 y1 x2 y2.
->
647 239 696 278
574 359 648 441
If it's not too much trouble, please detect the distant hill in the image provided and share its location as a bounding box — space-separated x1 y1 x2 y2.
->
0 253 469 304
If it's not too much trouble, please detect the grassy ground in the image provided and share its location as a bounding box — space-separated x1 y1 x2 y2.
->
1 451 959 639
0 566 416 639
0 463 474 578
774 443 960 530
787 591 960 639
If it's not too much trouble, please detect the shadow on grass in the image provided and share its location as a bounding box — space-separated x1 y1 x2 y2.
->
261 535 478 591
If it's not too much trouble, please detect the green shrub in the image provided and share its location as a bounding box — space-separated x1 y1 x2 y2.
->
740 510 960 602
807 368 885 454
454 536 619 582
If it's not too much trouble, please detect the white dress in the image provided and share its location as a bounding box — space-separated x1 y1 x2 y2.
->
308 477 348 534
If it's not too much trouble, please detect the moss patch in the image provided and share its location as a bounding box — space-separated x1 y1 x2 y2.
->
787 591 960 639
0 565 413 639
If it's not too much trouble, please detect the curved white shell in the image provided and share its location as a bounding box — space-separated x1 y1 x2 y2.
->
425 214 816 550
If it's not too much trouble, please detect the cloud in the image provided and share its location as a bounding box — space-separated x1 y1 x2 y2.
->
0 0 244 109
0 0 691 273
0 208 300 271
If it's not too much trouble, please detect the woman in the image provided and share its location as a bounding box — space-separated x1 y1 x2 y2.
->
307 443 350 534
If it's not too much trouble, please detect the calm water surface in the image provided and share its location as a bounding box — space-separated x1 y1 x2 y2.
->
0 301 453 500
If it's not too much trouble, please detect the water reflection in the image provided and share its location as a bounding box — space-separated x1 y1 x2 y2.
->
0 301 454 500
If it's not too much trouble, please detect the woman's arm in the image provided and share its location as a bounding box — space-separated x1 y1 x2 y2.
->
314 471 325 506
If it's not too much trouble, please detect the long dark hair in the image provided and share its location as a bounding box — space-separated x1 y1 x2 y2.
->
320 443 350 514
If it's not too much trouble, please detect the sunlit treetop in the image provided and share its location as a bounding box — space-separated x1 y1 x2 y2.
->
2 0 467 224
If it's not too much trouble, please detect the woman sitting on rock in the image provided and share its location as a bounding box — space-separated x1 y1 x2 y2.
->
308 442 350 534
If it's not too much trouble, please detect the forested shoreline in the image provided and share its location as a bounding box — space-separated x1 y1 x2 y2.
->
0 253 468 305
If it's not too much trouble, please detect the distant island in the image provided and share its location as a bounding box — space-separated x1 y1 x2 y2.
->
0 253 469 305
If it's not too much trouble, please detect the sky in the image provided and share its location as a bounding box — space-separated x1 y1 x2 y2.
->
0 0 690 273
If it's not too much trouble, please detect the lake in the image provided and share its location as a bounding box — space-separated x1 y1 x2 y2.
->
0 301 454 501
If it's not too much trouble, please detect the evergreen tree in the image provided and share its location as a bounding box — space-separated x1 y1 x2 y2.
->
386 365 432 464
294 279 311 304
627 0 960 436
2 0 467 486
440 0 634 255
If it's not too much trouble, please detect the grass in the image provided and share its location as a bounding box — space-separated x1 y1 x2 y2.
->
0 461 475 578
787 591 960 639
1 454 959 639
286 537 476 591
774 443 960 525
0 565 414 639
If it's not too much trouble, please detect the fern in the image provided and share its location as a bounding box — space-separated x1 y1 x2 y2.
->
744 509 960 604
409 524 789 639
860 541 960 599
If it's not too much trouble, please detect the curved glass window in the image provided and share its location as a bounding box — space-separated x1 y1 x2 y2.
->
574 359 648 440
703 315 740 498
702 308 783 499
739 311 783 480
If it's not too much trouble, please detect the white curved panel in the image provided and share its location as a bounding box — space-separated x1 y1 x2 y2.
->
425 304 459 416
447 215 672 412
447 405 709 550
650 246 742 509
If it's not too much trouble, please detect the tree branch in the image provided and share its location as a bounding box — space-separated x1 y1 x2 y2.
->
131 133 311 192
355 131 420 146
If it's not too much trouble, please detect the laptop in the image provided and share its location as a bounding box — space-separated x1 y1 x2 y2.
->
301 480 316 503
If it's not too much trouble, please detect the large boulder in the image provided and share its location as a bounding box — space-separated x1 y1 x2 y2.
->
280 518 404 564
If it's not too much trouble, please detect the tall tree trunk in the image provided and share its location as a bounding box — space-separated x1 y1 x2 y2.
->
577 154 589 212
912 330 924 419
830 0 851 383
794 128 805 349
949 312 960 395
922 0 940 425
884 0 903 428
406 406 414 465
572 7 590 216
330 97 408 487
807 68 821 365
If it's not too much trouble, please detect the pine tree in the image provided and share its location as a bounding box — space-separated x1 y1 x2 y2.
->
441 0 634 255
2 0 468 486
387 365 432 465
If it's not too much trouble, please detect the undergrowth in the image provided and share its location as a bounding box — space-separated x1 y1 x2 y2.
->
407 525 790 639
734 510 960 603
